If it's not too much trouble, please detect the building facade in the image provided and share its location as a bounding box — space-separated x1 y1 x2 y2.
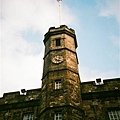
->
0 25 120 120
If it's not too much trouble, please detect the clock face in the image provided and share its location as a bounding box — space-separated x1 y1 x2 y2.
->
52 55 63 64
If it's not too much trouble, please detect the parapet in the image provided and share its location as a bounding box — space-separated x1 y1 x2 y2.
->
81 78 120 100
43 25 78 48
0 88 41 105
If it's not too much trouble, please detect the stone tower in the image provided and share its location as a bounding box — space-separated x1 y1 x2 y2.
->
39 25 84 120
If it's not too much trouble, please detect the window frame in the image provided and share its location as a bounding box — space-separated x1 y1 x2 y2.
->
23 113 34 120
108 110 120 120
55 80 62 90
56 38 61 46
54 112 62 120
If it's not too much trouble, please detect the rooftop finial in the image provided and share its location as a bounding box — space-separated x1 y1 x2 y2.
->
57 0 62 25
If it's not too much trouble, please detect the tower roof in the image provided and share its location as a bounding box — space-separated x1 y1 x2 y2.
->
43 25 78 48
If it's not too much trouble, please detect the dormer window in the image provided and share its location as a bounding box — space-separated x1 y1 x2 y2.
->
56 38 61 46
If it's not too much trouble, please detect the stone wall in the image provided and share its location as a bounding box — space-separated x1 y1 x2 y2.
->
39 105 84 120
0 88 41 120
81 78 120 120
0 78 119 120
81 78 120 93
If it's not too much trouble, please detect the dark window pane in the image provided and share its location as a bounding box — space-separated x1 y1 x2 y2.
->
56 38 61 46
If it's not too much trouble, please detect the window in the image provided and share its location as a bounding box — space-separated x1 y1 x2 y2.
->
108 110 120 120
56 38 61 46
23 113 33 120
54 112 62 120
55 80 62 89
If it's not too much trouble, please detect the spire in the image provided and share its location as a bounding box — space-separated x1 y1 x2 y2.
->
57 0 62 25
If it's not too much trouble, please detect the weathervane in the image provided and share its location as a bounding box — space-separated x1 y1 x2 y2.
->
57 0 62 25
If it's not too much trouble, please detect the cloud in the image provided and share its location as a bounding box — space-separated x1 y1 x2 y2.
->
98 0 120 24
1 53 43 93
1 0 75 33
80 66 119 82
0 0 76 97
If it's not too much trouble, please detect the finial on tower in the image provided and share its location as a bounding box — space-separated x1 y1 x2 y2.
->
57 0 62 25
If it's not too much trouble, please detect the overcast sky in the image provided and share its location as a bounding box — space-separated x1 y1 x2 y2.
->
0 0 120 97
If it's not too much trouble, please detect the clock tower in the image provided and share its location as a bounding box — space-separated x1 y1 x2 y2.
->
39 25 84 120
